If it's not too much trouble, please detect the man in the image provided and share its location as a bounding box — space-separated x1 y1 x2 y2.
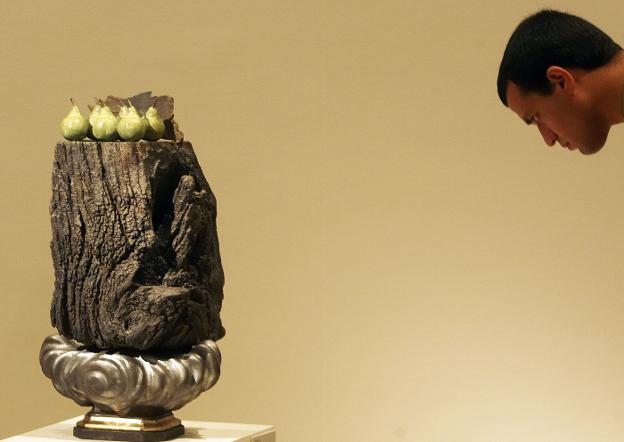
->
497 9 624 155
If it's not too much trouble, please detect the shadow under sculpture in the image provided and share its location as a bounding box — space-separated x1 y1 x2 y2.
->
41 140 225 442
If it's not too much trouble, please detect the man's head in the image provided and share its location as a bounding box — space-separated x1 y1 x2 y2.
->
497 9 622 155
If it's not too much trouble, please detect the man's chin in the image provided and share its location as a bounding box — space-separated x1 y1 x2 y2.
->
579 139 607 155
579 130 611 155
579 145 604 155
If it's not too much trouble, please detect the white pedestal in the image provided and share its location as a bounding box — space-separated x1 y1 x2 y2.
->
2 417 276 442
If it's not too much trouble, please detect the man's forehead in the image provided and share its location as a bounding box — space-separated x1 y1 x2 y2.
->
506 81 532 122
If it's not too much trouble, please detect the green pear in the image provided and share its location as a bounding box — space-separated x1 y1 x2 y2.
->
143 106 165 141
60 99 88 141
118 104 129 119
118 103 146 141
91 104 118 141
86 101 102 140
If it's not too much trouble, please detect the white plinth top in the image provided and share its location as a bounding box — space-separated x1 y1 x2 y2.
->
2 416 276 442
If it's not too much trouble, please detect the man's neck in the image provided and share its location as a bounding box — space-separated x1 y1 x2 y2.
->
607 51 624 124
582 50 624 126
620 73 624 122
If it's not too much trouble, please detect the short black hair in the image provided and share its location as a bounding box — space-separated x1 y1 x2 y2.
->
497 9 621 106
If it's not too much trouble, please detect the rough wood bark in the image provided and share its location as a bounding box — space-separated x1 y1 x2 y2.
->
50 140 225 351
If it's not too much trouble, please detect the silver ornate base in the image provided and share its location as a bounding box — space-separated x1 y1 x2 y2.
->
40 335 221 440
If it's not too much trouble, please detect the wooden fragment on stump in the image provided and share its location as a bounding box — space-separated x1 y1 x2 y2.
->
49 140 225 350
91 91 184 142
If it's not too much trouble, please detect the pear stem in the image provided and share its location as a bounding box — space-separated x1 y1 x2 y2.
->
70 97 76 106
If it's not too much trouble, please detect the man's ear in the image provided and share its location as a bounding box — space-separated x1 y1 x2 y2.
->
546 66 576 94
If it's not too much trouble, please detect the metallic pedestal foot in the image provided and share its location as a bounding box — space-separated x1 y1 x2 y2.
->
40 335 222 441
74 411 184 442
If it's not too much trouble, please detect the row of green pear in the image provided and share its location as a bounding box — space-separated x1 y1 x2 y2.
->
60 98 166 142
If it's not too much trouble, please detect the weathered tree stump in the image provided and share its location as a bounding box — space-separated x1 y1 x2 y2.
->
50 140 225 351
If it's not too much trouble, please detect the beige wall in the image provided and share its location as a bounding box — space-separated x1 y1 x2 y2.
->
2 1 624 440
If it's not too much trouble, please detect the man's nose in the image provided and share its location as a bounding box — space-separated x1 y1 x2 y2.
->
537 122 557 146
